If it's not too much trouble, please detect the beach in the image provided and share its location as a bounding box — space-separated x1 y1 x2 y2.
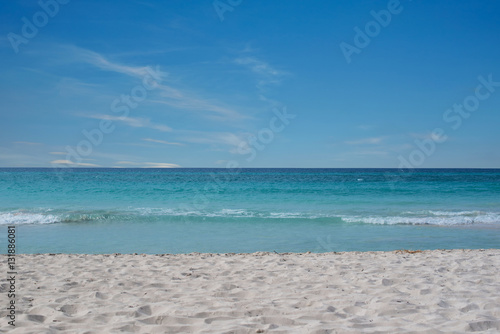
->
2 249 499 333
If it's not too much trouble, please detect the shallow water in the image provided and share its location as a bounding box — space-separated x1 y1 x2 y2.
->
1 168 499 253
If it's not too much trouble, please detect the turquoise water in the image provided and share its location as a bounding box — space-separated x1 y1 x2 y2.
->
0 168 499 253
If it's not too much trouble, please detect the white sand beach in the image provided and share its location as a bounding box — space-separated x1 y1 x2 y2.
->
2 249 500 333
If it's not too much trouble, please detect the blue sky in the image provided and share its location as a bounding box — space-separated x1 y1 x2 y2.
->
1 0 499 168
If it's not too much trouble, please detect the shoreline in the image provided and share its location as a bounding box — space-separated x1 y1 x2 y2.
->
2 249 499 333
5 247 499 256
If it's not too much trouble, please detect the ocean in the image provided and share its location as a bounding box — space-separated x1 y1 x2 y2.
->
0 168 499 254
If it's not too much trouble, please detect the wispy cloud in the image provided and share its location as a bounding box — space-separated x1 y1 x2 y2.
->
115 161 180 168
234 57 285 77
65 45 164 80
62 45 245 121
345 150 389 156
357 124 376 130
177 131 247 152
84 114 172 132
142 162 181 168
410 132 446 142
345 137 384 145
142 138 184 146
116 161 139 165
234 56 288 90
149 94 243 121
55 77 102 97
51 159 100 167
13 141 42 145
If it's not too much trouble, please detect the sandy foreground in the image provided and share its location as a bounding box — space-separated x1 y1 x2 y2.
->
1 249 499 333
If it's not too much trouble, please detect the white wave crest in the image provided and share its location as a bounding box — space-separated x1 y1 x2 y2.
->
0 212 59 225
342 211 500 226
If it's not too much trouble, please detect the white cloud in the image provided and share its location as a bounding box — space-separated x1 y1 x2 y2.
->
142 162 180 168
50 160 100 167
49 152 66 155
177 131 248 152
66 45 165 80
55 77 101 97
357 124 376 130
116 161 180 168
345 137 384 145
13 141 42 145
234 56 288 90
234 57 284 77
142 138 184 146
116 161 136 165
150 88 246 121
85 114 172 132
63 45 245 121
348 150 389 156
410 132 447 142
